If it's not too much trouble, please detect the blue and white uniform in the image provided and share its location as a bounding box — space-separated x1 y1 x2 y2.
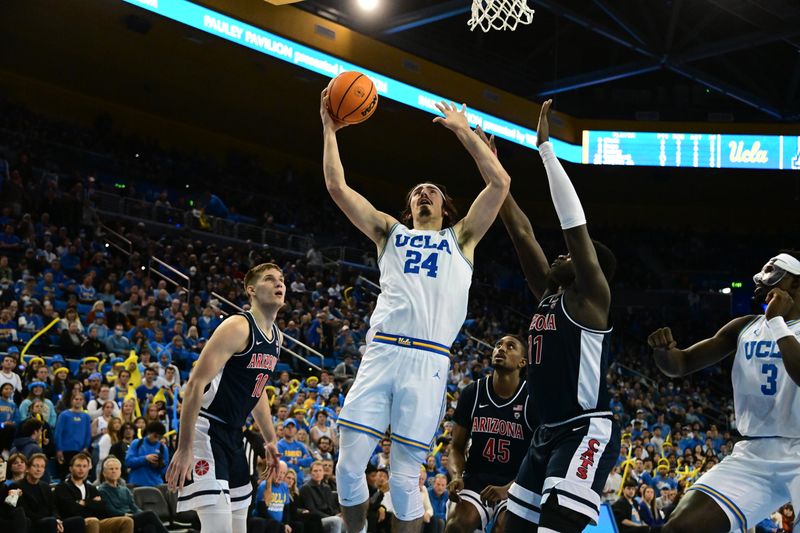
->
688 315 800 532
177 312 280 512
338 223 472 453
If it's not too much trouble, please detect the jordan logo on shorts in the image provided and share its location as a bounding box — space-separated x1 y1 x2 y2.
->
433 370 441 380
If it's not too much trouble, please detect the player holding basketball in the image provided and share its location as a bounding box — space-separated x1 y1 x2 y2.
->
165 263 283 533
476 100 620 532
445 335 535 533
320 90 510 533
648 253 800 533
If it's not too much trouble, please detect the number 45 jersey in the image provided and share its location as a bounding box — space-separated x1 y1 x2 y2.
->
733 315 800 437
370 224 472 347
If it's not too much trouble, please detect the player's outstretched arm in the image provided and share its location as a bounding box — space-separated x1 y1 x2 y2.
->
648 317 752 377
433 102 511 260
474 128 551 299
320 89 397 248
536 100 609 317
165 315 248 491
764 288 800 386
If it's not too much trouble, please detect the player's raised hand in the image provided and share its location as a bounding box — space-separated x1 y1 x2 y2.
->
647 327 677 352
447 477 464 503
320 88 348 133
536 99 553 147
475 126 497 157
165 447 194 491
433 101 470 133
765 288 794 319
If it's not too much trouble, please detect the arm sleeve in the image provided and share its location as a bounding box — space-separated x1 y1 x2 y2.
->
452 382 477 429
538 142 586 230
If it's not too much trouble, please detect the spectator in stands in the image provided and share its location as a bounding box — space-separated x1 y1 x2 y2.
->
10 419 44 458
125 421 168 487
312 436 335 462
0 309 18 346
97 456 168 533
417 467 436 533
82 328 106 358
309 410 336 449
109 423 136 469
55 392 92 479
19 380 57 426
97 417 122 477
603 465 623 503
0 355 22 394
60 322 86 358
59 308 84 334
135 368 159 405
278 419 313 486
106 325 132 355
427 474 448 526
54 452 134 533
0 382 17 451
637 485 663 527
254 460 291 533
612 479 649 532
370 439 391 472
5 453 27 485
16 453 86 533
299 461 342 533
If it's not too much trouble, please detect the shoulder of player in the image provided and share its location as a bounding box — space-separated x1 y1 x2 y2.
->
721 314 759 339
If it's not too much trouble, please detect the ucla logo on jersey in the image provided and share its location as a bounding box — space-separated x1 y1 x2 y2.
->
743 340 783 360
398 337 412 346
395 234 452 255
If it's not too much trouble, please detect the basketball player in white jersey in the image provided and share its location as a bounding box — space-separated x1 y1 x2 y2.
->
320 90 511 533
166 263 283 533
648 252 800 533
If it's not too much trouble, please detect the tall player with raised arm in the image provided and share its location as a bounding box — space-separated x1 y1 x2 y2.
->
649 253 800 533
476 100 620 533
320 90 510 533
166 263 283 533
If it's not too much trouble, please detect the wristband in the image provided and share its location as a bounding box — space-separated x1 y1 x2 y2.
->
766 316 794 341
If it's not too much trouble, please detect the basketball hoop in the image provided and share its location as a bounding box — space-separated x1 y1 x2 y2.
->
468 0 535 32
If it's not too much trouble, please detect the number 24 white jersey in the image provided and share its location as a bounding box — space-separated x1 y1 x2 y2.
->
732 315 800 437
368 224 473 347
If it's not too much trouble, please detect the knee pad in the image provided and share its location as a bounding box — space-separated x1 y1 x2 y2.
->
388 443 425 521
335 428 376 506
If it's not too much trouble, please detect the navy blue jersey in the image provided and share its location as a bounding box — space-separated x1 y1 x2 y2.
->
453 376 535 487
527 293 613 425
201 312 280 427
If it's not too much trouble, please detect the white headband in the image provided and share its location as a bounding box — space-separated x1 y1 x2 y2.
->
772 253 800 275
413 183 445 200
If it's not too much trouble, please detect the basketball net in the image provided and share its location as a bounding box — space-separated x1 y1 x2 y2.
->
468 0 535 32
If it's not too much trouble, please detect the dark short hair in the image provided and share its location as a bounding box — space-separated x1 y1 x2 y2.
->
145 421 166 436
27 453 48 467
20 419 44 438
400 182 459 230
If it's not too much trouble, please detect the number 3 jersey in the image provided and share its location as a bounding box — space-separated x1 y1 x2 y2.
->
369 224 472 346
453 376 535 487
200 311 280 427
733 315 800 438
527 293 613 425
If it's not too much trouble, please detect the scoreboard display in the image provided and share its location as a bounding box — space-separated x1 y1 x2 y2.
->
583 130 800 171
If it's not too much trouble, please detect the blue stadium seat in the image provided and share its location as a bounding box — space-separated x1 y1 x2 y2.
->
54 300 68 313
18 331 33 343
77 303 93 316
67 359 81 374
275 362 292 374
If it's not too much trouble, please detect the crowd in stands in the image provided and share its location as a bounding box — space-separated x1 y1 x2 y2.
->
0 97 794 532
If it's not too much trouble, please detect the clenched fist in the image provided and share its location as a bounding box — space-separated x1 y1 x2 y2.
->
647 327 677 351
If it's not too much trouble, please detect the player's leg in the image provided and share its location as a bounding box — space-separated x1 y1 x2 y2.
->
444 492 484 533
336 345 393 533
492 506 508 533
230 443 257 533
660 490 731 533
196 493 236 533
389 351 450 531
505 432 548 532
537 417 620 533
664 438 794 533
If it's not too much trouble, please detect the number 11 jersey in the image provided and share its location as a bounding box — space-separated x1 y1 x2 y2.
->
370 224 472 347
527 293 613 425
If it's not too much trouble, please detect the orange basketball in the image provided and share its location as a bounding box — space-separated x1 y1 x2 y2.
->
326 71 378 124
